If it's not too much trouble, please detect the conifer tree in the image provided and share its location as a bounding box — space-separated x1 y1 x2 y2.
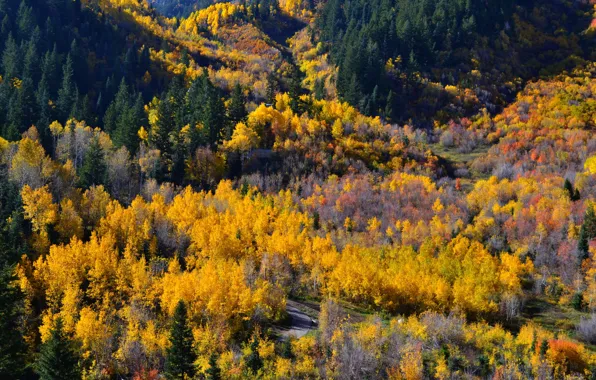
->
2 33 19 80
203 83 225 149
227 83 247 139
205 353 221 380
165 300 197 380
288 65 303 114
314 78 325 100
0 266 26 379
384 90 395 122
57 54 76 121
35 318 80 380
578 205 596 262
245 336 263 374
79 137 107 188
265 72 277 105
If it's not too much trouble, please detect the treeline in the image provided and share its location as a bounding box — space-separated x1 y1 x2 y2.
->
149 0 215 18
314 0 591 123
0 0 168 145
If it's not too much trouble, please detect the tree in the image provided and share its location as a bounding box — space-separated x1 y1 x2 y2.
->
165 300 196 380
564 179 580 201
205 353 221 380
0 266 26 379
314 78 325 100
2 33 20 80
35 318 80 380
245 336 263 374
288 64 303 114
57 54 77 121
265 72 277 105
578 206 596 262
204 85 226 149
79 137 107 188
113 93 144 155
103 78 129 134
384 90 394 122
227 83 247 139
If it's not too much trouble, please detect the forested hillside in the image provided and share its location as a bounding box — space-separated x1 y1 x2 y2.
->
1 0 596 378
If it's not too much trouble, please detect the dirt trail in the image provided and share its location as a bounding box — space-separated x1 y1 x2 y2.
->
274 300 319 339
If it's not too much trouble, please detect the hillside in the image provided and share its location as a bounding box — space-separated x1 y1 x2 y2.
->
0 0 596 379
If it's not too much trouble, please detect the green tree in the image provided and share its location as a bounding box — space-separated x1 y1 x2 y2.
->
578 206 596 262
35 318 80 380
227 83 247 139
0 266 26 379
204 84 226 149
314 78 325 100
2 33 19 80
245 336 263 374
564 179 580 201
265 72 277 105
288 65 303 114
165 300 197 380
79 137 107 188
384 90 395 122
205 353 221 380
56 54 77 121
103 78 129 133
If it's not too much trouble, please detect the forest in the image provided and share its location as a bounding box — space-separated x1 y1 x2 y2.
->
1 0 596 378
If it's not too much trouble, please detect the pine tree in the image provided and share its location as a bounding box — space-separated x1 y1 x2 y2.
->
579 205 596 262
2 33 20 80
384 90 395 122
79 137 107 188
539 339 549 358
104 78 129 133
204 84 225 149
227 83 247 139
23 29 41 83
288 65 303 114
57 54 77 121
265 72 277 105
245 336 263 374
165 300 197 380
314 78 325 100
118 93 145 155
0 266 26 379
205 353 221 380
152 94 176 165
35 318 80 380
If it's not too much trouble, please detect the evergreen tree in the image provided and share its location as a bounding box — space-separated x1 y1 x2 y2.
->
578 205 596 262
152 93 176 167
564 179 580 201
384 90 394 121
0 266 26 379
104 78 129 133
205 353 221 380
16 0 34 40
23 28 41 83
265 72 277 105
186 74 208 151
227 83 247 139
204 83 226 148
539 339 549 358
117 93 145 155
2 33 19 80
79 137 107 188
288 65 303 114
57 54 77 121
314 78 325 100
245 336 263 374
35 318 80 380
165 300 197 380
